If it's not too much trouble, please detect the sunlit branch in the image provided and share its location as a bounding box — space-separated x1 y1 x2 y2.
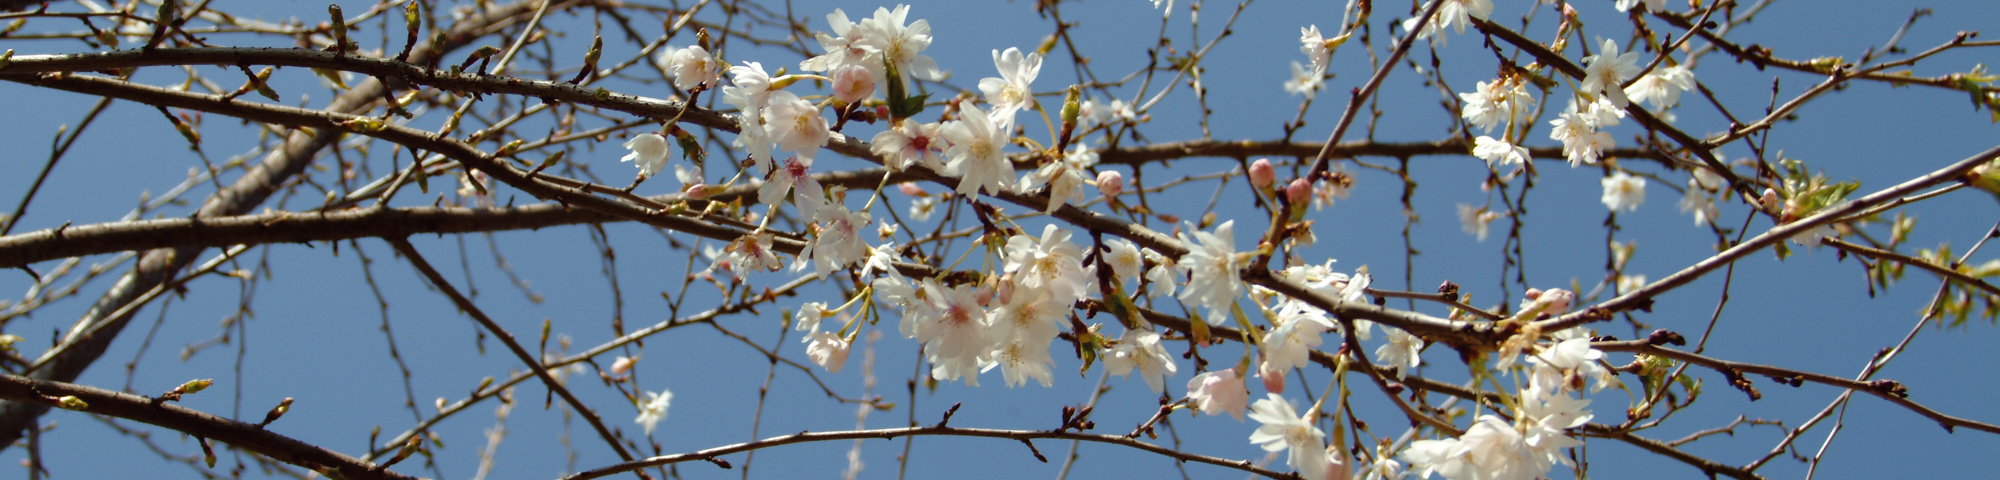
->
0 372 419 480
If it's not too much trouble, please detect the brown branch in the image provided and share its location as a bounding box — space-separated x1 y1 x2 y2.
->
1595 340 2000 434
385 237 644 471
0 168 906 269
1579 424 1763 480
0 47 1673 168
1821 237 2000 298
0 372 419 480
1535 142 2000 333
558 423 1292 480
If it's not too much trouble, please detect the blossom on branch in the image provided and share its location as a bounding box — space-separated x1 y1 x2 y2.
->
1106 329 1177 393
979 47 1042 120
1176 220 1247 324
620 133 670 180
1187 369 1249 420
942 104 1016 196
635 389 673 436
1248 393 1329 479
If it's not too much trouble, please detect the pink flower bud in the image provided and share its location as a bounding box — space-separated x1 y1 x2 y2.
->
1759 188 1781 213
1248 158 1276 189
1524 288 1543 301
1259 366 1287 393
994 274 1016 306
1541 288 1575 314
684 184 712 200
1097 170 1126 198
898 182 926 197
831 65 875 105
1286 178 1312 205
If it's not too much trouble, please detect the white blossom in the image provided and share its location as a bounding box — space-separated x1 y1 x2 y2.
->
1601 170 1646 212
1375 326 1423 376
942 104 1015 196
1176 220 1246 324
1105 329 1177 393
620 133 671 180
1284 61 1323 98
1580 38 1643 107
979 47 1042 120
1248 393 1329 479
634 389 673 436
1400 0 1493 46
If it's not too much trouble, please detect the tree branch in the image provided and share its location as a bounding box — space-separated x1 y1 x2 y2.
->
0 372 419 480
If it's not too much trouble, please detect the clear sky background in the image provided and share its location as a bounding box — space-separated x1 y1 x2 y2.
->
3 0 2000 479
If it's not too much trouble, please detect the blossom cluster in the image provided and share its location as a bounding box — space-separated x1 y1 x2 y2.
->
600 2 1689 478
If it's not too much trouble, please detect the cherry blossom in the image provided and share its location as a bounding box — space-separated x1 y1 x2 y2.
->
1459 79 1534 133
1020 143 1098 214
942 104 1015 196
871 120 945 171
800 9 880 79
861 5 942 82
830 65 876 104
713 232 784 279
1103 238 1145 286
1176 220 1247 323
1549 109 1615 166
1400 0 1493 46
915 281 992 386
801 195 872 277
794 301 831 332
1248 393 1329 480
1580 38 1643 107
762 90 831 162
1679 178 1720 225
1375 326 1423 376
1105 329 1177 393
806 331 852 373
620 133 670 180
634 389 673 436
1300 25 1331 75
1003 224 1090 304
723 62 777 171
979 47 1042 120
1186 369 1249 421
1615 0 1668 12
1458 203 1498 242
760 156 826 218
1626 63 1695 109
1528 337 1614 393
1260 300 1333 380
1601 170 1646 212
1285 61 1323 98
660 45 722 91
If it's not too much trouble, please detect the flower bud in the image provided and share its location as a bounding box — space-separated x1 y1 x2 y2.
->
898 182 926 197
994 275 1016 306
1286 178 1312 205
831 65 875 105
1248 158 1276 189
684 184 713 200
179 379 213 394
1259 366 1287 393
1097 170 1125 198
610 356 638 376
58 395 88 410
